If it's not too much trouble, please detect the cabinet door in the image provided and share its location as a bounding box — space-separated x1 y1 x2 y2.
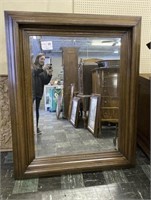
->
92 68 119 123
137 75 150 158
92 70 102 94
62 48 79 118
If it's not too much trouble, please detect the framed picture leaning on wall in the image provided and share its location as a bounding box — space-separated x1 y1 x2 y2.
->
87 94 101 137
70 97 81 127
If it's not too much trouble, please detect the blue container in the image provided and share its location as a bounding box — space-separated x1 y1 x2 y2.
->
49 88 61 112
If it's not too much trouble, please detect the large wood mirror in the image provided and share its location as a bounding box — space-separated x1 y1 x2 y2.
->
5 11 141 179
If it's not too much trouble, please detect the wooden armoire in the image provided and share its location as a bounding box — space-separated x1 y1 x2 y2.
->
92 63 120 125
62 47 79 119
78 62 98 95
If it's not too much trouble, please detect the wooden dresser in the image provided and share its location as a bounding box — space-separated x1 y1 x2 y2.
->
78 62 98 95
137 74 150 158
92 67 120 125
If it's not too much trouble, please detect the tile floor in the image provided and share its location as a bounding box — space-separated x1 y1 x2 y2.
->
0 110 150 200
0 148 150 200
34 110 116 157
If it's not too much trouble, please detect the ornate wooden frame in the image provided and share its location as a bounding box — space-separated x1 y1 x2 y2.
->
4 11 141 179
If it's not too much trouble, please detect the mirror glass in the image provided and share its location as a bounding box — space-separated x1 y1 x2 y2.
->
29 36 121 158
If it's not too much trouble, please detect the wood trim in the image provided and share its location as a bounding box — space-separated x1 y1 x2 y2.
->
25 153 130 178
5 11 141 27
0 75 8 77
4 11 141 179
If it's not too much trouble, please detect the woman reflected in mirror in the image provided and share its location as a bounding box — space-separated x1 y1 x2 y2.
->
32 53 53 134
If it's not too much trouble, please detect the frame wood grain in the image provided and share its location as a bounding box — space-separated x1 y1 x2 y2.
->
4 11 141 179
68 83 75 120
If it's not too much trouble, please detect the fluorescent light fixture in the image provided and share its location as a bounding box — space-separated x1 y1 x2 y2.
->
91 41 114 46
116 41 121 46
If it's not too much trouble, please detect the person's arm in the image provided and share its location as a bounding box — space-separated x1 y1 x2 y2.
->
39 70 52 85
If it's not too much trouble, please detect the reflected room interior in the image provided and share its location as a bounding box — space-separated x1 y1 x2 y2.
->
30 36 121 158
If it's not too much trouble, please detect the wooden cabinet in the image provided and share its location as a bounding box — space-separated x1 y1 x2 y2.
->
78 62 98 95
92 67 120 123
62 47 79 118
137 74 150 158
97 60 120 68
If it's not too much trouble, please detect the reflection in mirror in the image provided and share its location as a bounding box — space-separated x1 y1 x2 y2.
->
29 36 121 158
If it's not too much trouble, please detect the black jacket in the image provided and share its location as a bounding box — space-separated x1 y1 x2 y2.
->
32 67 52 100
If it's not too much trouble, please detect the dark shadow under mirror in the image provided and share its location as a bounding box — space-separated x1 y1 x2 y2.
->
5 11 141 179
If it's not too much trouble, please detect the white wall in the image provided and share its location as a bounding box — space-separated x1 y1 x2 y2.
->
0 0 73 74
1 0 151 74
74 0 151 73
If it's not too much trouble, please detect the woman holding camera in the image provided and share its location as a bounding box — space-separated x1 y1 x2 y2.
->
32 53 53 134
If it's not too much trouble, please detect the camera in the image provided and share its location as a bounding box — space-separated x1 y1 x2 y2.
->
47 64 52 69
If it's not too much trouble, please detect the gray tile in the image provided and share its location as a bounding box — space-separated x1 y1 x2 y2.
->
82 139 99 146
61 174 84 189
141 164 150 181
136 149 150 165
103 170 128 184
12 179 38 194
123 165 145 176
38 176 61 191
3 152 13 164
137 186 150 200
1 187 14 200
51 187 100 200
125 172 150 198
51 189 75 200
56 142 71 148
1 146 150 200
35 110 117 157
8 192 42 200
107 183 143 199
72 188 99 200
94 185 113 200
83 171 106 186
1 168 15 197
66 131 82 138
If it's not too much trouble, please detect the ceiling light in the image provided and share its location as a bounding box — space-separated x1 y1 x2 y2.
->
32 36 37 40
91 41 114 46
116 41 121 46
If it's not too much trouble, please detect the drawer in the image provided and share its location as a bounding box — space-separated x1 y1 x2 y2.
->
102 87 119 96
103 76 119 87
101 108 119 119
103 69 119 76
102 97 119 107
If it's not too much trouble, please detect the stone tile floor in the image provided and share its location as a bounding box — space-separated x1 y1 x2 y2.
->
34 111 116 158
0 147 150 200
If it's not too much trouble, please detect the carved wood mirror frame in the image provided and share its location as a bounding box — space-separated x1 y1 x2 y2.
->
5 11 141 179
